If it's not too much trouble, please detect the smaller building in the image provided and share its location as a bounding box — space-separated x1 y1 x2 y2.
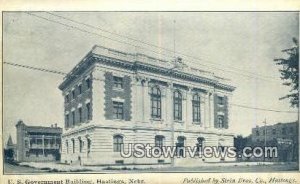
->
4 135 16 161
251 121 298 162
15 120 62 162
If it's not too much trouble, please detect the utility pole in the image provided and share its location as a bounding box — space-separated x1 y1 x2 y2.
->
263 118 267 162
170 20 187 166
170 19 176 167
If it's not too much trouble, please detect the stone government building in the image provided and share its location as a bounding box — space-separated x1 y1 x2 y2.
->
59 45 236 166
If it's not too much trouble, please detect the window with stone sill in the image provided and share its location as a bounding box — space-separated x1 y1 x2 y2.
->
65 114 69 128
113 76 123 89
65 94 70 103
78 84 82 95
155 135 165 148
66 140 69 154
72 89 76 100
192 94 201 123
78 107 82 123
86 78 91 90
79 138 83 153
113 135 123 152
113 101 124 120
217 115 225 128
150 86 161 119
217 96 224 106
86 103 91 120
173 91 182 121
71 139 75 153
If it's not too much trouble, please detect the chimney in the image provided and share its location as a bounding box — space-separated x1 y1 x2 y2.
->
55 123 57 128
51 124 53 128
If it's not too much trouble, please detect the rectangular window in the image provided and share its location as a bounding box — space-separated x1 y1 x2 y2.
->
192 96 201 123
86 103 91 120
65 114 69 127
150 87 161 119
218 115 224 128
78 107 82 123
272 129 276 135
218 96 224 105
72 111 75 126
113 135 123 152
113 101 124 119
65 94 69 103
72 89 75 99
173 91 182 121
155 136 164 148
256 130 260 136
86 78 91 89
282 127 286 135
113 76 123 89
78 84 82 95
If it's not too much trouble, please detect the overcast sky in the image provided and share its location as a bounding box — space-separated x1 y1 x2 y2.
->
3 12 299 144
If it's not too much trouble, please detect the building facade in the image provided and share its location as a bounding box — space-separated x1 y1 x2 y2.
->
251 121 298 161
59 45 236 166
15 120 62 162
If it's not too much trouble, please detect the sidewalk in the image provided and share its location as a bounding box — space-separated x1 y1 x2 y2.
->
19 161 297 173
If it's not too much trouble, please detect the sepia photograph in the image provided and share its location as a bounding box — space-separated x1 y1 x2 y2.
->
2 11 299 175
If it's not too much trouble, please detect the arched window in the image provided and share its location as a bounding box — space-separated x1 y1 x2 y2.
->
87 138 91 156
79 138 83 153
150 87 161 119
192 94 201 123
173 91 182 121
155 135 165 148
66 140 69 154
113 135 123 152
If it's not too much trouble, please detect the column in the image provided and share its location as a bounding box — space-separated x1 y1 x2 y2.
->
200 92 206 127
227 94 232 129
143 79 150 122
165 82 173 125
209 92 215 128
92 69 105 123
135 77 143 122
131 76 138 123
204 93 210 128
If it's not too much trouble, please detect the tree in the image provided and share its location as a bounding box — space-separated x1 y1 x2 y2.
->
274 38 299 108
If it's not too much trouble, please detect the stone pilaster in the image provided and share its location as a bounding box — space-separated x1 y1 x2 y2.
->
209 92 215 128
135 76 144 122
165 82 173 125
204 93 210 128
186 87 193 127
92 69 105 123
200 93 206 127
143 78 150 122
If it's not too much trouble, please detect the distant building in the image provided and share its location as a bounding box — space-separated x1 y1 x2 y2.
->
251 121 298 161
6 135 15 150
58 45 236 166
4 135 16 161
15 120 62 162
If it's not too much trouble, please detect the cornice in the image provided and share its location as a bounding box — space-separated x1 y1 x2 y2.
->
59 53 236 92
